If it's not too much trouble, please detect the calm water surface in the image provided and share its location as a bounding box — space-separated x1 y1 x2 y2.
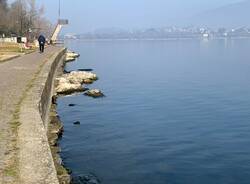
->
58 39 250 184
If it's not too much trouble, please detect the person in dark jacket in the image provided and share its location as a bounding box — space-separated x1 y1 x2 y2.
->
38 34 46 53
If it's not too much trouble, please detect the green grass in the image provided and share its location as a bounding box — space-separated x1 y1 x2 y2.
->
0 43 36 64
0 96 2 111
0 43 36 53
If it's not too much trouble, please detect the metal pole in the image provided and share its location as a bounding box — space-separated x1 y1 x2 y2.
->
59 0 61 20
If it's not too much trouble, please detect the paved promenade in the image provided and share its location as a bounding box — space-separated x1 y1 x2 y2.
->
0 46 61 183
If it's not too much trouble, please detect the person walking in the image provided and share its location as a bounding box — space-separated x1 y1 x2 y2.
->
38 34 46 53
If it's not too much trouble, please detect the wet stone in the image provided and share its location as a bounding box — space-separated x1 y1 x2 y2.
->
52 95 57 104
83 79 93 84
78 69 93 72
73 121 81 125
84 89 104 98
63 69 71 74
72 174 101 184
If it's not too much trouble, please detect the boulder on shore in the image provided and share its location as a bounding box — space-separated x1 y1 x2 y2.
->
65 56 76 62
55 81 84 95
73 121 81 125
84 89 104 98
83 79 94 84
55 71 97 95
63 71 98 84
65 51 80 62
72 174 101 184
67 51 80 58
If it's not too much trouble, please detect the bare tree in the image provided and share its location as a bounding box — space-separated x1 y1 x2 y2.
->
0 0 53 38
0 0 8 35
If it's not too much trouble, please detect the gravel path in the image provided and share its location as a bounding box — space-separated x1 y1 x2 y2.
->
0 46 61 182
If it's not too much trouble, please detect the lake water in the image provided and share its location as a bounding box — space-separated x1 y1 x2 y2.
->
58 39 250 184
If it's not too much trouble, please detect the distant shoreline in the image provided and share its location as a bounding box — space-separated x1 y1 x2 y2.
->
64 37 250 42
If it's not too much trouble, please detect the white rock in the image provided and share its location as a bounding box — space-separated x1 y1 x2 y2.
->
85 89 104 98
55 77 68 84
63 71 97 84
55 71 97 95
66 51 80 58
65 75 83 84
65 56 76 62
56 82 83 94
92 89 101 93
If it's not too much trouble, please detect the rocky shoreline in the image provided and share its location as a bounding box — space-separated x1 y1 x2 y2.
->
48 103 71 184
55 71 98 95
48 50 103 184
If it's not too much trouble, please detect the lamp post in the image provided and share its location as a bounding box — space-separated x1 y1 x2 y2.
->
59 0 61 20
50 0 68 44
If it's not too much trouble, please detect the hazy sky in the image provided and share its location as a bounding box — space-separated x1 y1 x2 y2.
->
36 0 244 33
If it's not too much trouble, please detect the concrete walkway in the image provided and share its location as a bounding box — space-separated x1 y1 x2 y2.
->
0 46 61 183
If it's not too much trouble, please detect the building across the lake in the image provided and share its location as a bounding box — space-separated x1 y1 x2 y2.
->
64 26 250 40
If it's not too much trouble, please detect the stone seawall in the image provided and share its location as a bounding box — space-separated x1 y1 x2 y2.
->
39 49 66 130
17 48 66 184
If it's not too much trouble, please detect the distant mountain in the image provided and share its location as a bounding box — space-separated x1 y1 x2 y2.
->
192 0 250 28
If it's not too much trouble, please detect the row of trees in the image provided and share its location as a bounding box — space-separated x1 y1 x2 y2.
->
0 0 53 38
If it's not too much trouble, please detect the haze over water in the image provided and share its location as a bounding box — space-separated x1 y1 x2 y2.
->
58 39 250 184
40 0 249 32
